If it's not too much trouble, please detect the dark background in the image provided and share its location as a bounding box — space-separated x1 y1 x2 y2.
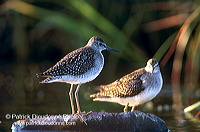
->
0 0 199 131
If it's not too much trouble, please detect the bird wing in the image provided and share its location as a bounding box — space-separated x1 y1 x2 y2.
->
91 68 146 98
36 47 96 77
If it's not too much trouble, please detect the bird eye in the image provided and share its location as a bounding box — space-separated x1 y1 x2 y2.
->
154 63 158 67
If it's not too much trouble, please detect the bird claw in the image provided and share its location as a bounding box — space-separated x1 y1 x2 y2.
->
124 103 129 112
74 112 92 125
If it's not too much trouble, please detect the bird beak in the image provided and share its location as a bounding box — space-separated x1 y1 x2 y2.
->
106 46 120 52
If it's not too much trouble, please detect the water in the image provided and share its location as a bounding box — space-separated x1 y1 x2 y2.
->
156 110 200 132
0 64 199 131
0 87 199 131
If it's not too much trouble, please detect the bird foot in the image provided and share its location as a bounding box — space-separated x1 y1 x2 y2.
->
74 112 92 125
131 106 135 111
124 103 129 112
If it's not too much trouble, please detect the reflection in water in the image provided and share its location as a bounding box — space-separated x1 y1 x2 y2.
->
0 64 199 131
171 83 184 129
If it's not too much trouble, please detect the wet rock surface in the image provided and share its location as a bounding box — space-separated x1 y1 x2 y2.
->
12 111 169 132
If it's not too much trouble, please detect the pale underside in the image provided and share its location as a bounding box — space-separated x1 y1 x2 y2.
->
39 47 104 84
93 70 163 107
43 63 104 84
93 84 161 107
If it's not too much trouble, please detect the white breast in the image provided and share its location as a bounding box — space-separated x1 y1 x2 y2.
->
95 72 163 107
48 52 104 84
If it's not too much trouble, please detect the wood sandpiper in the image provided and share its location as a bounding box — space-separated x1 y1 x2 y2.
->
36 36 120 114
90 59 163 112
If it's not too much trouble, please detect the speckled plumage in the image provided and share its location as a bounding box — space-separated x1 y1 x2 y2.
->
94 68 146 98
36 36 119 114
37 47 96 77
90 59 163 111
36 36 120 84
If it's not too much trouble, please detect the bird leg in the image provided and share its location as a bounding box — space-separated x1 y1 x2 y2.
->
69 84 75 114
74 84 88 125
131 106 135 111
75 84 81 114
124 103 129 112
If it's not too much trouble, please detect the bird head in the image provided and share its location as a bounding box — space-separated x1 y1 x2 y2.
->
145 59 160 73
87 36 120 52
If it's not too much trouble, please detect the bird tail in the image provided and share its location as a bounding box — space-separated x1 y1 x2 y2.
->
36 73 51 78
90 93 97 98
36 73 43 77
39 77 57 83
90 88 110 99
90 85 105 97
90 93 110 102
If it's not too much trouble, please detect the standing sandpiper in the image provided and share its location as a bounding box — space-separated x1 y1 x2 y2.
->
90 59 163 112
36 36 120 114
